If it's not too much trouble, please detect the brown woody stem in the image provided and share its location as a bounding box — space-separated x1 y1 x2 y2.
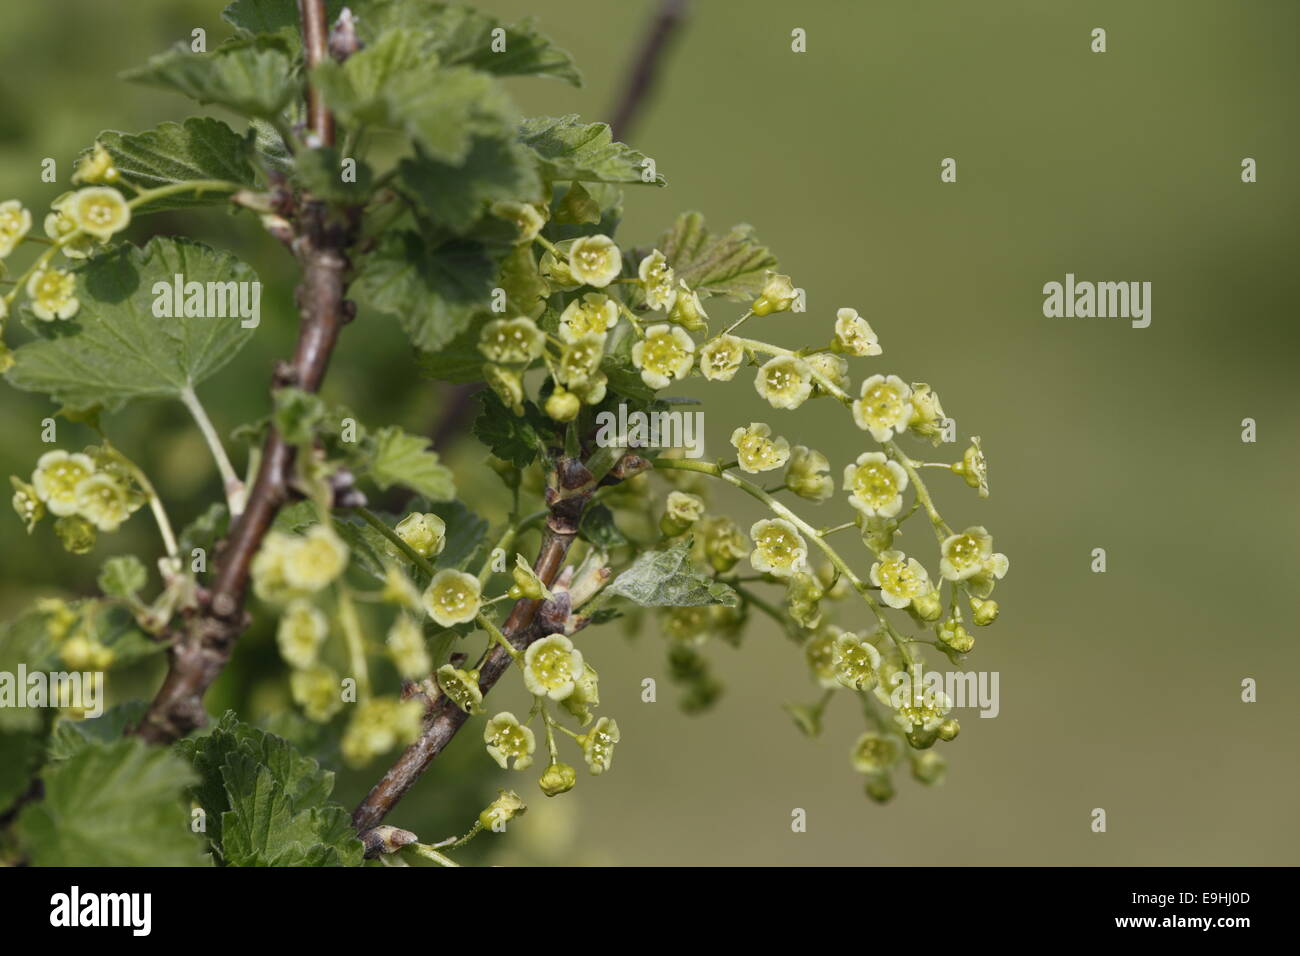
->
132 0 351 744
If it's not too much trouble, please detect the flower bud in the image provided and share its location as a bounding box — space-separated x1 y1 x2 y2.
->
864 774 895 804
545 386 581 422
54 514 96 554
911 588 943 622
538 762 577 797
751 272 797 316
911 751 947 785
937 719 960 741
478 789 527 829
971 597 999 626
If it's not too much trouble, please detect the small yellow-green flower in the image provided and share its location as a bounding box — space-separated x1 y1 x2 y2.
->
60 634 114 671
804 630 839 688
698 334 745 381
668 280 708 331
834 307 881 356
27 269 80 321
832 630 882 690
483 711 536 770
340 696 424 766
381 564 423 613
568 234 623 288
0 200 33 258
852 374 914 442
276 599 328 669
805 352 849 393
523 634 584 701
637 249 677 311
437 663 484 715
478 789 527 829
578 716 620 775
787 571 824 630
749 517 808 578
386 613 431 680
479 316 545 364
893 685 953 735
912 751 947 785
908 383 946 444
484 363 525 415
44 197 97 260
729 422 789 473
631 323 694 389
560 662 601 726
422 569 482 627
754 355 813 409
490 200 546 242
54 515 96 554
72 144 121 186
843 451 908 518
251 531 298 603
869 549 931 609
751 271 797 316
290 664 343 722
31 450 96 517
283 525 349 592
953 436 989 497
661 490 705 536
394 511 446 559
940 526 999 582
66 187 130 241
558 293 618 343
11 476 44 532
699 515 749 573
786 445 833 501
556 333 604 387
74 472 134 532
851 732 900 774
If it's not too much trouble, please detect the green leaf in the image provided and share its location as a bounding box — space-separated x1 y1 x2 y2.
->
367 426 455 501
472 390 551 468
580 504 627 549
176 712 362 866
414 326 487 384
399 137 541 234
123 40 297 121
0 611 60 731
179 502 230 560
273 387 326 445
97 555 148 599
658 211 779 300
520 115 664 185
362 3 581 85
351 230 497 352
223 0 345 41
47 701 150 762
16 738 206 866
294 146 374 203
93 118 257 213
605 539 739 608
0 722 48 814
314 45 516 165
7 237 258 414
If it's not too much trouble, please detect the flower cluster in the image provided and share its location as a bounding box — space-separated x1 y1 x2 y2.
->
12 447 146 552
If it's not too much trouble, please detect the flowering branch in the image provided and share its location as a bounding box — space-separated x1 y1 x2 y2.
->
132 0 353 744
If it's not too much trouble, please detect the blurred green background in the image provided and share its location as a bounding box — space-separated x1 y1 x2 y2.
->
2 0 1297 865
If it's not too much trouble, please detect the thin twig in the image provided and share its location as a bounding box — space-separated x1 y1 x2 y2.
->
607 0 690 140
